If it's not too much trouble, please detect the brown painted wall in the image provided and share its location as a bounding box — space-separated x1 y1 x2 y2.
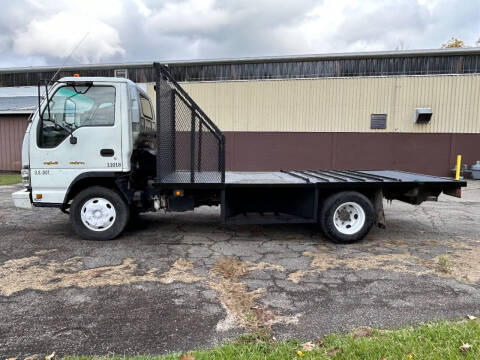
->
224 132 480 177
0 115 29 172
1 118 477 177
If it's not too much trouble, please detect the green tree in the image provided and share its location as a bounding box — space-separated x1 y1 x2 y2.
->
441 37 465 48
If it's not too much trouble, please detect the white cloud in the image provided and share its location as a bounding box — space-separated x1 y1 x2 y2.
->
262 0 479 54
0 0 478 67
270 1 351 54
12 0 125 64
13 12 125 63
146 0 230 36
133 0 151 17
0 34 11 52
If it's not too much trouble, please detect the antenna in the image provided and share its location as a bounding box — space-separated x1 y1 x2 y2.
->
48 32 90 85
35 33 90 127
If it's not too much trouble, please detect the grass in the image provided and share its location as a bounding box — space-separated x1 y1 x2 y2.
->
63 319 480 360
437 255 453 273
0 173 21 186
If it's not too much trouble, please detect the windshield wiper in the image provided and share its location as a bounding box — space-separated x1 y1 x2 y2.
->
43 117 73 133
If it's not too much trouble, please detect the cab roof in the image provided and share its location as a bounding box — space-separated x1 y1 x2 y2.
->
57 76 150 99
58 76 135 84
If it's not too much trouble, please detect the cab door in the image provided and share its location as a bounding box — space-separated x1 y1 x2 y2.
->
30 82 123 205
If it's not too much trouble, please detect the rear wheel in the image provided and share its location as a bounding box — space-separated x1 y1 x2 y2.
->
319 191 374 243
70 186 129 240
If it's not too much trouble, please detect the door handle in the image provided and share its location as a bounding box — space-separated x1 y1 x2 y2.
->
100 149 114 157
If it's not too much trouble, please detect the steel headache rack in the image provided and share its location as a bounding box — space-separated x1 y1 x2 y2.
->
154 62 226 185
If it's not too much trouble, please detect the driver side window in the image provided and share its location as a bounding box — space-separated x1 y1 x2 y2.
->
38 85 116 148
38 88 71 148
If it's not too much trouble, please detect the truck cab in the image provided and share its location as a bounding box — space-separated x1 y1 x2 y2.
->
12 76 155 237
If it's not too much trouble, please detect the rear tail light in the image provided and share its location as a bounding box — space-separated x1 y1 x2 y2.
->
443 186 462 198
455 187 462 198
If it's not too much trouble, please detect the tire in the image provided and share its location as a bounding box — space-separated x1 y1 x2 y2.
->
319 191 374 244
125 206 142 230
70 186 129 240
129 207 141 223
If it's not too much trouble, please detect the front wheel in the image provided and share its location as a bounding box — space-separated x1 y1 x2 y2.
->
319 191 374 244
70 186 129 240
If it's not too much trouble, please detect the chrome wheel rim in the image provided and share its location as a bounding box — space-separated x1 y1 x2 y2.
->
80 197 116 231
333 201 365 235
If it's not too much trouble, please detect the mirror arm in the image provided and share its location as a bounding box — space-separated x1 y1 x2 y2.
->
37 81 41 117
44 82 51 120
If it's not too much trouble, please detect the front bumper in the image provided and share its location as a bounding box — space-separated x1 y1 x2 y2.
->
12 189 32 209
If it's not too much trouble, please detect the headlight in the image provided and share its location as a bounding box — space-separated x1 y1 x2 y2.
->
21 167 30 187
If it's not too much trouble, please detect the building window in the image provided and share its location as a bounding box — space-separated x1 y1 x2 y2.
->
371 114 387 129
114 69 128 78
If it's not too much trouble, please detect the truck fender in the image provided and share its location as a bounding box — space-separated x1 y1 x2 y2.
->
61 172 128 212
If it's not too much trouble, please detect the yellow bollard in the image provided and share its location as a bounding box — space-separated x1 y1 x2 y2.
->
455 155 462 180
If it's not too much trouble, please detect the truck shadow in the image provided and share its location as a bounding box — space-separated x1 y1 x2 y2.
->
122 210 327 244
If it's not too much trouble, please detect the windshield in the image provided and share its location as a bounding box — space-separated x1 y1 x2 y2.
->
43 85 115 129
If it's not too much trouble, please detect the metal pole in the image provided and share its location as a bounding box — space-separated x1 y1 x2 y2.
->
455 155 462 180
220 135 226 183
153 62 162 183
190 109 196 183
171 91 176 170
198 120 202 171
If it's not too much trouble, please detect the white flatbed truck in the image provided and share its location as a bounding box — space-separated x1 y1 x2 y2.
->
12 63 466 243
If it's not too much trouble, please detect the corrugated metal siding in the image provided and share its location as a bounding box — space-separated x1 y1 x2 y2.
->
0 115 28 171
166 54 480 81
1 52 480 86
147 74 480 133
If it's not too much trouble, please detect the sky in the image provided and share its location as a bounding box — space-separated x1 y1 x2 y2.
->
0 0 479 68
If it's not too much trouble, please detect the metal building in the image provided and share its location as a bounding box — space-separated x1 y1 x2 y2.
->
0 95 36 171
0 48 479 175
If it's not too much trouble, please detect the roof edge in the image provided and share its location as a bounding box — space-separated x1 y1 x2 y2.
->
0 110 33 115
1 47 480 73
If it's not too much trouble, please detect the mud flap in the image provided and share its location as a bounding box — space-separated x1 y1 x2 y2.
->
373 189 386 229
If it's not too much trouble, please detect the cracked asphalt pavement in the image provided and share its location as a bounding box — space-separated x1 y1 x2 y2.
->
0 182 479 357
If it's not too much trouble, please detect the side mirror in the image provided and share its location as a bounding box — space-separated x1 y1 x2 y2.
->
70 136 77 145
64 99 76 125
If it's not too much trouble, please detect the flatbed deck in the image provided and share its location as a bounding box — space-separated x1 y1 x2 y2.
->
227 170 461 184
157 169 465 187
